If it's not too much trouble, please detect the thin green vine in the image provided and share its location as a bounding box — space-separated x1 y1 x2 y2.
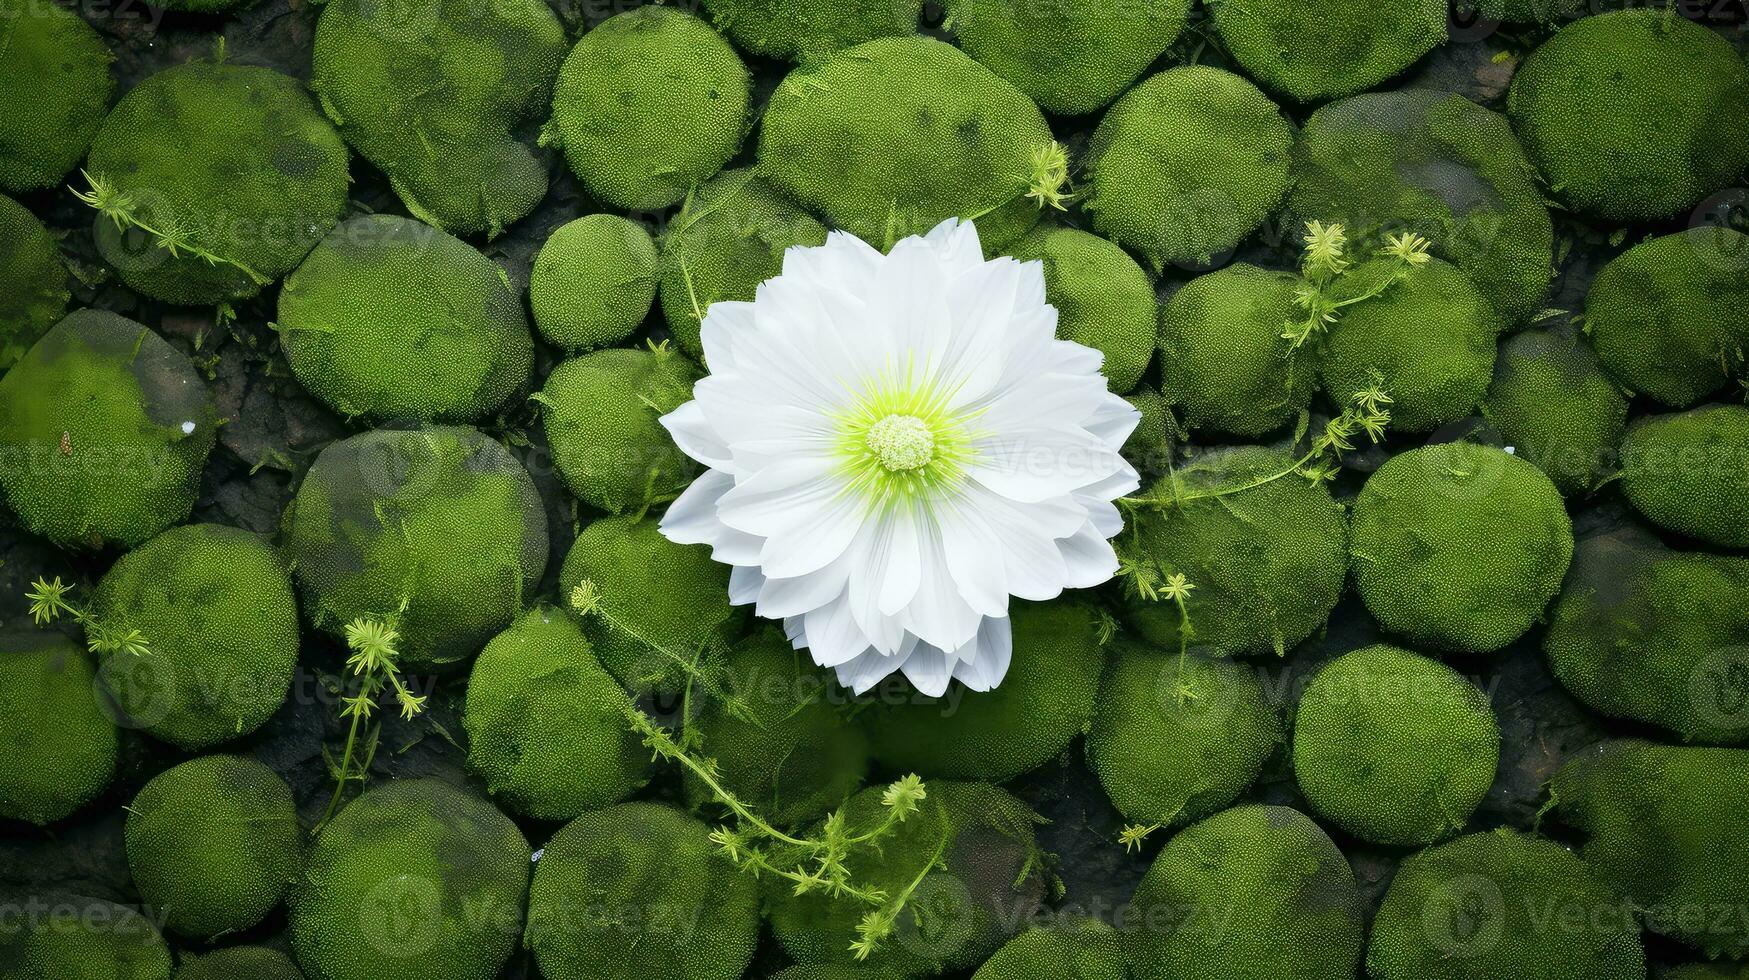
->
315 615 427 833
24 576 152 658
1283 221 1432 353
72 169 270 286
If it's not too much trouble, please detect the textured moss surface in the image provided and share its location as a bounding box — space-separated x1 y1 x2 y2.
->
1208 0 1447 102
0 0 113 194
699 0 920 62
0 894 171 980
973 919 1124 980
1009 226 1155 393
531 214 659 352
0 193 69 374
1482 327 1629 496
1620 404 1749 549
0 633 117 826
1157 263 1315 437
174 947 305 980
945 0 1190 115
539 346 699 514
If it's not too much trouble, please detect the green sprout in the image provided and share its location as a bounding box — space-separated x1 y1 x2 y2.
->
72 169 269 285
24 576 152 658
1024 140 1073 212
1282 222 1433 352
315 613 427 832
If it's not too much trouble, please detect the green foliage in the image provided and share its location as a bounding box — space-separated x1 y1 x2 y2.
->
531 214 659 352
1008 226 1155 393
173 947 305 980
0 0 113 194
124 755 302 940
1120 386 1172 478
0 193 69 373
1661 964 1749 980
539 345 700 515
1207 0 1446 102
288 779 531 980
0 311 217 551
758 35 1056 250
973 918 1125 980
0 894 171 980
1366 828 1646 980
311 0 565 236
1507 9 1749 222
1293 644 1500 846
315 614 429 831
1482 327 1629 496
278 215 534 424
1082 66 1292 270
0 633 117 825
1157 264 1315 437
701 0 920 62
1621 404 1749 549
549 6 750 210
1124 805 1364 980
1351 442 1572 654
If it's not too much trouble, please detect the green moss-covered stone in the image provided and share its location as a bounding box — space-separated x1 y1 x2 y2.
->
1087 645 1282 830
174 947 305 980
1083 66 1292 270
531 214 658 352
125 755 301 940
1661 965 1749 980
284 425 547 669
974 919 1124 980
551 6 750 211
0 894 170 980
1481 327 1629 496
1008 226 1155 393
85 62 348 304
0 0 113 194
0 633 117 825
90 524 298 750
945 0 1190 115
1621 404 1749 549
1366 829 1646 980
279 215 533 424
700 0 920 62
1208 0 1446 103
764 968 910 980
1121 386 1172 479
526 802 759 980
463 607 649 820
0 311 217 551
539 346 699 514
1157 264 1316 437
312 0 564 236
1351 442 1572 654
759 35 1053 250
1124 805 1363 980
0 194 68 373
1294 644 1500 846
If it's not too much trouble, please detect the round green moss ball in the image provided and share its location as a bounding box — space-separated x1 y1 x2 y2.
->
0 193 69 373
285 425 547 669
125 755 301 940
531 214 658 352
86 62 348 304
1318 257 1505 434
1585 229 1749 408
1508 9 1749 222
288 779 530 980
769 782 1046 975
0 0 112 194
90 524 298 750
1470 0 1584 20
174 947 305 980
759 35 1053 251
1621 404 1749 549
1554 740 1749 958
551 6 749 211
1293 644 1500 846
1120 446 1348 658
1121 386 1171 479
0 310 217 551
540 346 699 514
1125 805 1364 980
0 894 171 980
864 601 1106 783
1351 442 1572 654
0 633 117 825
1481 327 1629 496
685 628 868 827
463 607 649 820
700 0 920 62
1083 66 1291 270
1008 226 1155 393
1544 526 1749 744
558 514 741 694
526 802 760 980
312 0 564 236
1366 828 1646 980
1209 0 1445 103
1289 90 1555 324
974 919 1124 980
945 0 1189 116
279 215 533 424
1087 645 1282 830
1157 264 1316 437
656 168 829 357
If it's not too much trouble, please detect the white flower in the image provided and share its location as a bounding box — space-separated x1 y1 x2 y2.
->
659 218 1140 696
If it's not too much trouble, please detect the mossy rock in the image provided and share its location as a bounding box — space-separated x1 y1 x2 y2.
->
1123 805 1364 980
1620 404 1749 549
279 215 534 424
1661 965 1749 980
526 802 760 980
1481 326 1629 496
0 311 217 551
125 755 302 940
551 6 750 210
1507 9 1749 222
1469 0 1585 21
1544 526 1749 745
763 968 910 980
1082 66 1292 270
863 601 1106 784
0 0 113 194
1008 226 1155 393
90 524 298 750
1293 644 1500 846
699 0 920 62
311 0 564 236
85 61 348 304
1207 0 1446 103
288 779 531 980
174 947 305 980
1121 386 1172 479
1157 263 1316 437
0 633 117 825
0 193 69 373
1366 828 1646 980
1289 89 1555 324
759 35 1053 250
0 894 171 980
463 607 649 820
531 214 659 352
1351 442 1572 654
539 346 699 514
284 425 547 669
973 918 1124 980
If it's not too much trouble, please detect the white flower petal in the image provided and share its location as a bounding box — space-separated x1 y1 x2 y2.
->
834 646 902 694
660 400 734 472
899 642 954 698
728 565 765 605
1058 521 1120 589
804 596 877 668
950 616 1013 692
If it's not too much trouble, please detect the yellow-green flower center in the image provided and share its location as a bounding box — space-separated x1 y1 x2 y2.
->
865 414 935 472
